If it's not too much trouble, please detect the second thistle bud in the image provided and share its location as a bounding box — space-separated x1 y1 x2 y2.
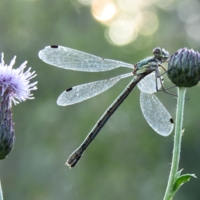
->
167 48 200 87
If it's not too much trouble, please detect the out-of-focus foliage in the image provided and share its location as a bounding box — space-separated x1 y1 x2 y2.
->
0 0 200 199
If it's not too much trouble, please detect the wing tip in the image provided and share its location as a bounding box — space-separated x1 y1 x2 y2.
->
57 92 68 106
38 45 60 59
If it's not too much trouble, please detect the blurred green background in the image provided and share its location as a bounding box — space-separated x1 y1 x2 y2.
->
0 0 200 199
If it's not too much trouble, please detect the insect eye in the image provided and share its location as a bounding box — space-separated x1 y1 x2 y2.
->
153 47 161 56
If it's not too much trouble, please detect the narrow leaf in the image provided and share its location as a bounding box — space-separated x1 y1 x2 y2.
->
172 173 197 195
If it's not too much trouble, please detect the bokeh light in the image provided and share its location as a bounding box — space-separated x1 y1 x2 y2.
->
176 0 200 23
176 0 200 45
138 11 158 36
117 0 152 11
106 17 138 45
92 0 117 22
77 0 200 48
154 0 174 10
77 0 92 5
186 22 200 43
78 0 168 46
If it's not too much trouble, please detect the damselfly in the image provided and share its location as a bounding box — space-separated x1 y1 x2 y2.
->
38 46 174 168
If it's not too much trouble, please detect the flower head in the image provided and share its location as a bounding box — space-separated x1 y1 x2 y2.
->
167 48 200 87
0 53 37 104
0 53 37 159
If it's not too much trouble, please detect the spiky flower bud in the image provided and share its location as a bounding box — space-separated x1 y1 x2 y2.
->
0 53 37 159
167 48 200 87
0 94 14 159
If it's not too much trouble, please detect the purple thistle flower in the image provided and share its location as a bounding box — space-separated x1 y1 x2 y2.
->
0 53 37 159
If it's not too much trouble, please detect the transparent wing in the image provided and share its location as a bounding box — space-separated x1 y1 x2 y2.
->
57 72 133 106
38 46 133 72
140 92 174 136
137 71 163 94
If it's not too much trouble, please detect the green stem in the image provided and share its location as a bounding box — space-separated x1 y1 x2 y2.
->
0 181 3 200
163 87 186 200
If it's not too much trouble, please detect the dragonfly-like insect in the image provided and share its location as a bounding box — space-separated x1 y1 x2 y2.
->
38 46 174 168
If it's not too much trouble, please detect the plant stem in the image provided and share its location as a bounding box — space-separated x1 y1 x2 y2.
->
163 87 186 200
0 181 3 200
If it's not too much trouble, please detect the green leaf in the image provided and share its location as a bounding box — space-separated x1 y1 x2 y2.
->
172 172 197 195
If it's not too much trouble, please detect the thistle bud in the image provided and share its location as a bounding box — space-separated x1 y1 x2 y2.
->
167 48 200 87
0 53 37 159
0 95 15 159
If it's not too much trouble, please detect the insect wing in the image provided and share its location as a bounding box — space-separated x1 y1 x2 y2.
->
57 72 132 106
39 46 133 72
137 71 163 94
140 92 174 136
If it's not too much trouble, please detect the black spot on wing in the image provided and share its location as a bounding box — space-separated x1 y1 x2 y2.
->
50 45 58 48
66 87 72 92
170 118 174 123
